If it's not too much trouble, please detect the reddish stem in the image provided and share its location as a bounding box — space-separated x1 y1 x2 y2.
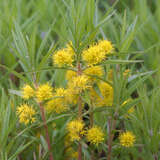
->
154 154 158 160
78 143 82 160
39 103 54 160
33 75 54 160
107 117 116 160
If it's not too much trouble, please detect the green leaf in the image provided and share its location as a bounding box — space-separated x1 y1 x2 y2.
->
101 59 143 65
120 16 138 52
40 135 48 152
36 26 53 65
126 73 154 97
8 89 22 97
128 70 156 82
95 0 119 28
0 64 30 84
8 140 35 160
12 22 31 71
93 83 103 98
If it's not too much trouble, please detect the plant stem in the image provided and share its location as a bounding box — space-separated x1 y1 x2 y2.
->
33 73 54 160
90 105 94 160
107 117 116 160
77 63 82 120
77 62 82 160
154 154 158 160
78 142 82 160
39 103 54 160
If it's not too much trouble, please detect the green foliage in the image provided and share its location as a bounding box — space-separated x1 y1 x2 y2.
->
0 0 160 159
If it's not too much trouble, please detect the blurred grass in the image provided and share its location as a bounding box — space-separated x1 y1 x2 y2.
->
0 0 160 159
0 0 160 89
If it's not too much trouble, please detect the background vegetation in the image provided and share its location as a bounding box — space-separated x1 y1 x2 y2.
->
0 0 160 159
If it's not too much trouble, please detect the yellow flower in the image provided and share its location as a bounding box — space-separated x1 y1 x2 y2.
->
45 88 68 113
65 87 79 105
53 42 75 67
36 83 53 102
16 104 36 125
53 48 74 67
66 70 77 81
56 87 66 95
90 82 113 107
84 66 103 82
82 44 106 66
67 120 85 141
46 99 67 114
98 82 113 106
119 131 135 147
68 75 90 94
98 40 114 54
22 84 34 99
86 126 104 145
82 40 114 66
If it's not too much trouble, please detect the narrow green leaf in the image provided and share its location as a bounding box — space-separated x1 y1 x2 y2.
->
8 140 35 160
101 59 143 65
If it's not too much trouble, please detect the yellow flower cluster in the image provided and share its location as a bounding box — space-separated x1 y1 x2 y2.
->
66 71 90 104
68 75 90 94
82 40 113 66
22 84 34 99
66 70 77 81
36 83 53 102
66 121 104 146
90 82 113 107
86 126 104 145
45 88 68 113
65 68 104 105
16 104 36 125
53 43 75 67
65 87 79 105
67 119 85 141
21 83 55 103
119 131 135 147
51 40 114 108
98 40 114 54
98 82 113 106
84 66 103 83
